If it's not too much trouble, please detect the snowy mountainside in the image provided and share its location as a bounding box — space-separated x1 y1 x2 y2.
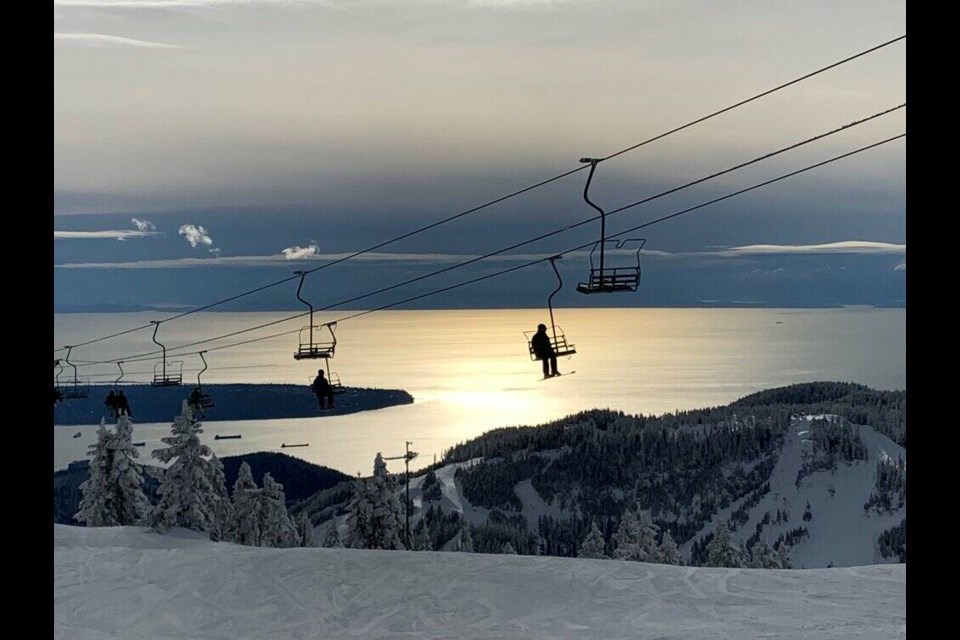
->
54 524 906 640
312 383 906 567
680 415 905 567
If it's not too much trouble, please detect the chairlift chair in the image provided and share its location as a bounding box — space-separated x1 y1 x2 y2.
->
576 238 646 294
524 255 577 361
114 361 124 390
307 360 345 395
191 351 215 410
575 157 645 294
150 321 183 386
62 346 90 399
292 271 338 360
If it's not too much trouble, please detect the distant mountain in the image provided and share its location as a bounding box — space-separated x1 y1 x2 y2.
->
310 382 905 568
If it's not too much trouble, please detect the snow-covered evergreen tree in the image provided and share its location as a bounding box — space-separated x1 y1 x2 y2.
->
297 512 316 547
108 415 150 526
206 454 234 542
460 525 474 552
502 541 516 554
373 452 388 478
659 529 681 565
706 522 742 568
578 521 608 559
150 401 217 532
776 541 793 569
613 508 662 562
259 473 299 548
412 524 432 551
322 524 342 548
345 479 373 548
232 461 262 546
75 421 118 526
748 541 781 569
345 460 407 550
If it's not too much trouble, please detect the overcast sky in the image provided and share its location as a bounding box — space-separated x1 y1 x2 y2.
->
53 0 906 310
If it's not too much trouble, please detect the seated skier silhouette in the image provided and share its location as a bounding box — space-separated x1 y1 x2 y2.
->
116 390 132 418
530 323 559 378
104 390 119 419
311 369 335 410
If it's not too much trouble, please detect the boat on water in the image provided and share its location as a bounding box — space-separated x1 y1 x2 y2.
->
214 434 242 440
133 442 145 447
281 443 309 448
73 432 82 438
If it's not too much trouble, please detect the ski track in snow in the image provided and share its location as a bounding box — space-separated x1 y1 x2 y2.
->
55 525 905 640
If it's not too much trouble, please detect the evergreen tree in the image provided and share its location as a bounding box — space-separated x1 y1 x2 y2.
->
345 457 407 550
259 473 299 548
578 521 608 559
108 415 150 526
412 524 432 551
502 541 517 554
232 461 262 546
322 524 343 548
206 454 234 542
748 541 781 569
706 522 742 568
659 529 681 565
776 541 793 569
460 524 474 552
297 512 316 547
345 479 373 549
150 401 216 532
75 421 118 526
613 508 662 562
374 452 388 478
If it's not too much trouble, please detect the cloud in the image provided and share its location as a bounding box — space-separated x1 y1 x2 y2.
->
54 250 553 269
131 217 156 232
54 230 159 240
55 32 183 48
179 224 214 248
711 241 906 257
282 243 320 260
894 262 906 271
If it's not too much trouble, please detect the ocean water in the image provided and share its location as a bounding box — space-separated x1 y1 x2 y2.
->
54 308 905 474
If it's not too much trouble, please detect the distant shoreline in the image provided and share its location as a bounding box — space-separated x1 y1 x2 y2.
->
53 383 414 426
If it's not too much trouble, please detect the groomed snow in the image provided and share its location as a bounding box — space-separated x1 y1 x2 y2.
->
54 525 906 640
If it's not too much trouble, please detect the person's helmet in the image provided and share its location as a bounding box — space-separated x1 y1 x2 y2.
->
538 323 547 331
318 369 324 375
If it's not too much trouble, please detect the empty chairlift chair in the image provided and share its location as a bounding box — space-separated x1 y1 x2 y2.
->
150 321 183 387
54 359 64 399
574 157 646 294
61 346 90 399
190 351 215 411
292 270 338 361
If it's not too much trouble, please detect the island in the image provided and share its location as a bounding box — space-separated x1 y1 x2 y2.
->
53 384 414 426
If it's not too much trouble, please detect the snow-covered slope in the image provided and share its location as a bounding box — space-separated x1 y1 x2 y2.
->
680 416 906 567
54 524 906 640
396 416 905 568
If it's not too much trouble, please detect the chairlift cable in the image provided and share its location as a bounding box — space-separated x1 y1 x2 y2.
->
54 36 905 354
